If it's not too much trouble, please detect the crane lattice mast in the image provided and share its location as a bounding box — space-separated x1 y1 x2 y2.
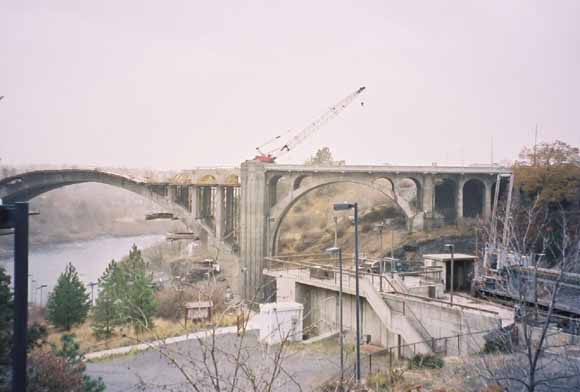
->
254 86 366 162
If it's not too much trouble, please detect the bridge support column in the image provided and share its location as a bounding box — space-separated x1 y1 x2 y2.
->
167 185 176 204
225 187 235 236
456 177 464 224
484 182 492 220
240 160 268 301
422 175 434 229
215 186 225 242
189 186 198 219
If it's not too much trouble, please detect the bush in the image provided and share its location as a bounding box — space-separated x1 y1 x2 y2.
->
27 334 105 392
28 351 85 392
367 368 406 389
408 353 444 369
156 285 226 322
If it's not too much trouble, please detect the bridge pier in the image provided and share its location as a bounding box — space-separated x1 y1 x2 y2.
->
240 160 268 301
189 186 198 219
484 181 492 220
456 176 464 224
215 186 225 242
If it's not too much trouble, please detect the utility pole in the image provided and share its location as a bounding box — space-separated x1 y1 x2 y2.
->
445 244 455 305
333 216 338 247
89 282 97 306
375 222 385 256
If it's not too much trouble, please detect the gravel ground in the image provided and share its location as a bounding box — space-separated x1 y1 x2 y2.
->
86 331 341 391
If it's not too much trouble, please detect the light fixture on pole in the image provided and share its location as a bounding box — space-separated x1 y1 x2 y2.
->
333 202 361 383
326 246 344 383
445 244 455 305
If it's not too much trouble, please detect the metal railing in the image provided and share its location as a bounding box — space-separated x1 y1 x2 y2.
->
362 328 496 376
264 255 500 318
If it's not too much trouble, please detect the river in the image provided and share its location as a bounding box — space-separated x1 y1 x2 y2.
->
0 235 164 305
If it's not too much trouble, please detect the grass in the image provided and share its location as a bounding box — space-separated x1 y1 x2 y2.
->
46 312 239 354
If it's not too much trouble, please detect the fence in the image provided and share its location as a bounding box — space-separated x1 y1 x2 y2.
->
361 328 494 376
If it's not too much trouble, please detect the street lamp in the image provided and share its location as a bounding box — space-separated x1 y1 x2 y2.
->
88 282 97 306
445 244 455 305
333 202 361 383
326 246 344 383
37 284 47 307
31 279 37 305
374 222 385 256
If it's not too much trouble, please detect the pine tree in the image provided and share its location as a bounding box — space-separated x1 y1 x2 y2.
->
0 267 13 388
46 263 90 330
91 260 121 338
118 245 157 333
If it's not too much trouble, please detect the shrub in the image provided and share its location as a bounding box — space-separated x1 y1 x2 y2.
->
408 353 444 369
367 368 406 389
28 351 85 392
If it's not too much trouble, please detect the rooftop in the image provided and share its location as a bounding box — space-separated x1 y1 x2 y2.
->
423 253 478 261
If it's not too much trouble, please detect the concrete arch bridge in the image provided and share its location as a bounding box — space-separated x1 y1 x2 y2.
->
0 161 511 298
0 168 241 248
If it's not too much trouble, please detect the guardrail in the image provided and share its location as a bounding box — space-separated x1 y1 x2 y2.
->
265 255 500 316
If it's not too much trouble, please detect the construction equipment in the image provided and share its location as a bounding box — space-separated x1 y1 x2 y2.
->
254 86 366 163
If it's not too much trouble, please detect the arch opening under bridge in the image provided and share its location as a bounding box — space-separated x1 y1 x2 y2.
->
268 178 417 257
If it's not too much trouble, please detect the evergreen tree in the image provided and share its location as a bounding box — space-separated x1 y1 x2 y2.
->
46 263 90 330
52 334 105 392
118 245 157 333
0 267 13 389
91 260 121 338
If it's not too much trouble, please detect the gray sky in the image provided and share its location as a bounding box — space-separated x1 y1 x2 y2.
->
1 1 579 169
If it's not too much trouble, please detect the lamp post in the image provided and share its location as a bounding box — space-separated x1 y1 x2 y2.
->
88 282 97 306
37 284 47 306
31 279 37 305
326 246 344 383
445 244 455 305
333 202 361 383
374 222 385 256
28 274 33 304
534 253 545 319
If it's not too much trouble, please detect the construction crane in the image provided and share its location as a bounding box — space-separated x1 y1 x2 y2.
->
254 86 366 163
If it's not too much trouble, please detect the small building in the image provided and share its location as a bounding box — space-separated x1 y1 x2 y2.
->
258 302 303 345
423 253 477 292
184 301 213 323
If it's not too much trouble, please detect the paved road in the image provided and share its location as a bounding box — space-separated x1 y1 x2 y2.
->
86 331 341 391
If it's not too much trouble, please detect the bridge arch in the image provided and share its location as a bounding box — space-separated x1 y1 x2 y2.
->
462 178 486 218
268 177 416 256
0 169 193 226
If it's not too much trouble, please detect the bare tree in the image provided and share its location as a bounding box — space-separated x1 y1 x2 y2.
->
474 200 580 391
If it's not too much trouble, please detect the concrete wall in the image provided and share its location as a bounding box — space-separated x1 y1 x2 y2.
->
294 283 399 347
391 295 501 355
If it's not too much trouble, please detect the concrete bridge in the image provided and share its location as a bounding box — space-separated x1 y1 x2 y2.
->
239 160 511 299
0 161 511 298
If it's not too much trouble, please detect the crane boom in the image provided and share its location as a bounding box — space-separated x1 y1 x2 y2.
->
275 86 366 158
254 86 366 163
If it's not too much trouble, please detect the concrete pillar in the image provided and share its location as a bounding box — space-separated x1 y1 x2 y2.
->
225 187 235 235
239 160 268 301
215 186 225 242
422 174 434 217
484 181 492 220
201 187 211 218
167 185 176 203
189 186 198 218
456 176 464 224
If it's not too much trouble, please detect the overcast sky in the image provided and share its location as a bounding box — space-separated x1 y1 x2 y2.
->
1 1 579 169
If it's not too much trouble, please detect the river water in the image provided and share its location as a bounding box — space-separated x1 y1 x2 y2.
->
0 235 164 305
